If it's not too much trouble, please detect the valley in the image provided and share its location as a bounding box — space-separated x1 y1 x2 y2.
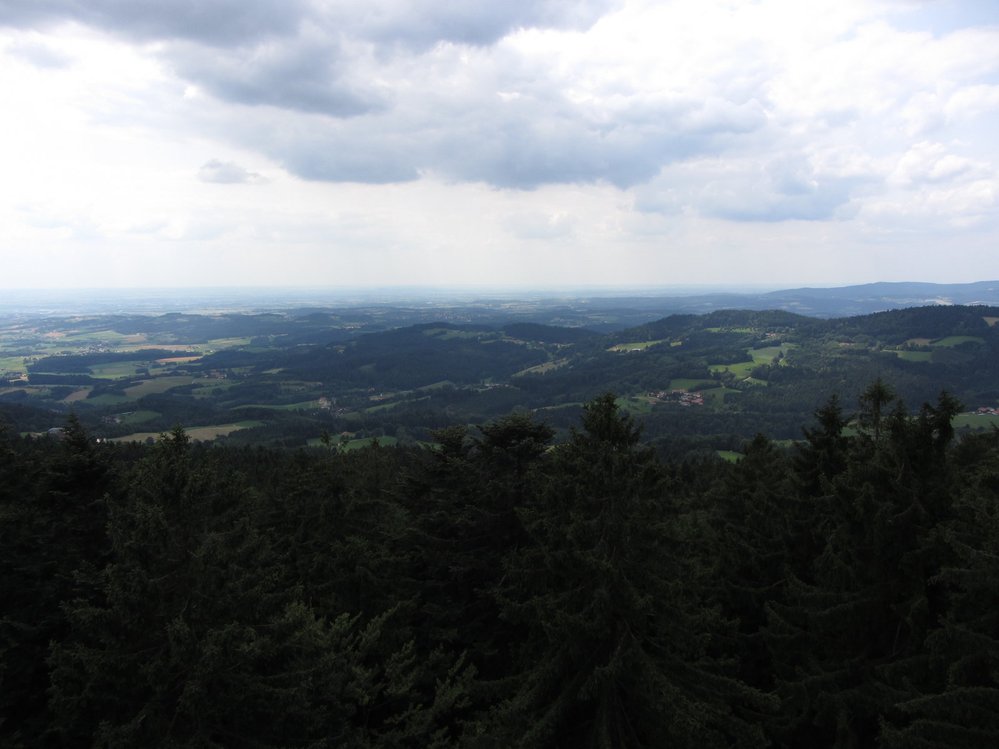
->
3 287 999 455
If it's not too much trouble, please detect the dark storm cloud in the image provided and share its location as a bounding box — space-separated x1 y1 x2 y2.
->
250 90 769 188
0 0 612 48
337 0 615 48
173 37 385 117
0 0 617 134
0 0 818 195
437 96 768 189
252 118 421 183
0 0 305 45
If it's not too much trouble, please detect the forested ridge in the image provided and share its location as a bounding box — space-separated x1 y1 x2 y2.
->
3 383 999 747
5 304 999 452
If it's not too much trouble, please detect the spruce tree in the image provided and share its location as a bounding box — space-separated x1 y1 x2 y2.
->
767 389 959 746
487 394 772 748
0 415 113 745
881 428 999 748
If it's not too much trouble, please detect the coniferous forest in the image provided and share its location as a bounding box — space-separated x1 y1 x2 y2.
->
3 383 999 748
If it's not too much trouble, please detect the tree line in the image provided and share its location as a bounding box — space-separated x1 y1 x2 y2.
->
2 381 998 747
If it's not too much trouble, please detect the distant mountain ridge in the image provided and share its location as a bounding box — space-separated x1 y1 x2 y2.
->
757 281 999 317
589 281 999 321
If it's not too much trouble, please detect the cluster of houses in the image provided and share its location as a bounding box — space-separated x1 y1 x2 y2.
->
974 406 999 416
648 389 705 407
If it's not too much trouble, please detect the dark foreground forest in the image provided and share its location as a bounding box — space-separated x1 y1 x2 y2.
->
3 383 999 748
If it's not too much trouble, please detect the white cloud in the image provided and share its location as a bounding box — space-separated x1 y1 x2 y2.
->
198 159 266 184
890 141 986 186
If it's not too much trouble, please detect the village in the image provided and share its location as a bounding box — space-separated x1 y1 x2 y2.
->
648 389 705 407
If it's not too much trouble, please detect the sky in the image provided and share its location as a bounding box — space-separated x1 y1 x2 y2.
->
0 0 997 291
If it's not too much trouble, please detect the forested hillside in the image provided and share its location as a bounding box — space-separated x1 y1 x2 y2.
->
3 383 998 747
5 304 999 453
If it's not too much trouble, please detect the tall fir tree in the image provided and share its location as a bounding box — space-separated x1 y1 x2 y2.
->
486 394 772 748
767 389 960 747
1 415 113 746
881 427 999 748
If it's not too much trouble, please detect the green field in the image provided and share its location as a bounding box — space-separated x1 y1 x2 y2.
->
895 350 933 362
535 401 582 411
0 355 27 374
88 361 150 379
608 340 665 352
191 337 253 351
709 345 792 380
59 330 147 345
416 380 456 391
124 376 199 398
85 393 132 406
717 450 742 463
709 360 756 378
932 336 984 347
110 420 264 443
619 396 655 415
750 344 794 362
513 359 569 376
189 381 239 398
953 413 999 429
234 400 321 411
365 400 403 414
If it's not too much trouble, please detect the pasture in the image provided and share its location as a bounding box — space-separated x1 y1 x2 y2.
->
85 393 132 406
954 412 999 430
0 355 27 374
62 388 92 402
110 420 264 443
895 351 933 362
124 376 200 398
932 335 985 347
607 340 666 352
234 400 322 411
709 361 756 378
513 358 569 376
88 361 150 379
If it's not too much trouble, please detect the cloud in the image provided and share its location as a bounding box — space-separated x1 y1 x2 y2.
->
172 35 385 117
197 159 265 184
3 0 999 284
0 0 615 48
890 141 985 186
504 210 576 240
0 0 306 46
5 37 71 68
635 154 868 223
204 29 772 189
327 0 615 48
